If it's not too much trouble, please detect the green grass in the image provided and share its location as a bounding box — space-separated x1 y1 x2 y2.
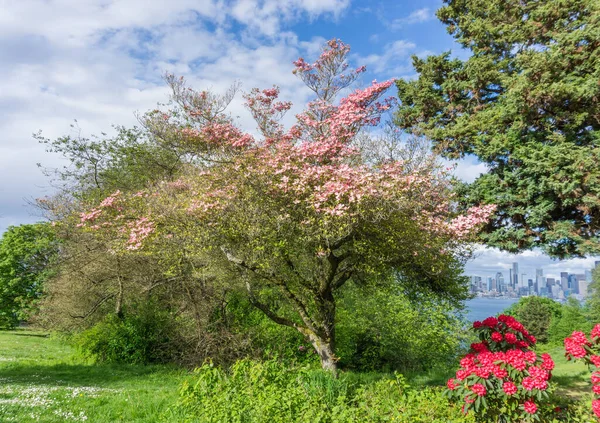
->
0 330 594 422
0 329 189 422
537 344 592 400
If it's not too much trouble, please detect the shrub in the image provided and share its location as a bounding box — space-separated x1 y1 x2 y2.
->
336 282 470 372
73 305 175 364
176 359 474 422
447 315 565 422
564 325 600 420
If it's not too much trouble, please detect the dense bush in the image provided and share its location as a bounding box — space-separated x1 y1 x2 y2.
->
548 298 592 345
336 282 469 372
73 304 176 364
175 358 475 423
505 297 563 344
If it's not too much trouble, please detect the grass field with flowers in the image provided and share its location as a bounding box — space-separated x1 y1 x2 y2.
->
0 329 189 422
0 329 594 422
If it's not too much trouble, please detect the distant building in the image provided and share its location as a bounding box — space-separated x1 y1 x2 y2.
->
512 262 519 288
561 272 569 287
568 274 578 293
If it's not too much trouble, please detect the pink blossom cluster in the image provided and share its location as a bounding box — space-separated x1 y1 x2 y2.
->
126 217 155 250
447 315 554 419
447 204 497 238
77 39 496 253
200 121 254 148
77 190 123 227
563 325 600 419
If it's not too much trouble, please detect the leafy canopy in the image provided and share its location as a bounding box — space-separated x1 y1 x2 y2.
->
395 0 600 258
0 223 58 328
74 40 494 371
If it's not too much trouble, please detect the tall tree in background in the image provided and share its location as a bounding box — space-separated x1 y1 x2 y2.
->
0 223 58 328
76 40 495 372
395 0 600 258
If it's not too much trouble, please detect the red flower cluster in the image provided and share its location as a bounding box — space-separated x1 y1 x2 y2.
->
565 331 591 359
447 315 554 420
564 325 600 419
523 399 538 414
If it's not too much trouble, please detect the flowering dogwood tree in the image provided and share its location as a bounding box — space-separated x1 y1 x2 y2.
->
76 40 495 372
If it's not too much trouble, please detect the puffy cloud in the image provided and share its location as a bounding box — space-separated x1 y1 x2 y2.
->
388 8 433 30
0 0 354 233
354 40 416 76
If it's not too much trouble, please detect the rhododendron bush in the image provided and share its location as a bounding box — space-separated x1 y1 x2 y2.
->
447 315 559 422
564 325 600 420
75 39 495 372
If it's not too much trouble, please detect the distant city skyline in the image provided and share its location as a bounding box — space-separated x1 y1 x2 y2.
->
465 247 597 300
464 246 598 282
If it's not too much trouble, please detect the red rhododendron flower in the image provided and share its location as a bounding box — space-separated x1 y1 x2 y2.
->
522 376 536 391
541 353 555 371
591 355 600 367
591 324 600 340
571 331 590 345
473 321 483 328
565 337 587 358
483 317 498 328
523 400 537 414
447 378 458 390
503 381 517 395
505 332 517 344
471 383 486 396
491 332 503 343
593 399 600 418
592 372 600 385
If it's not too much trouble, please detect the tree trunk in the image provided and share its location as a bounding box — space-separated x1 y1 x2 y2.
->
300 327 338 375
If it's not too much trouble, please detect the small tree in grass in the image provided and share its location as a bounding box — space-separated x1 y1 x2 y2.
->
74 40 495 372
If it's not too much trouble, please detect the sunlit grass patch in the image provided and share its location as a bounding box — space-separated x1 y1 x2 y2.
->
0 330 188 422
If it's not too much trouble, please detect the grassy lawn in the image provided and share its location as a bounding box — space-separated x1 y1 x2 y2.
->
0 330 593 422
537 345 592 400
0 329 189 422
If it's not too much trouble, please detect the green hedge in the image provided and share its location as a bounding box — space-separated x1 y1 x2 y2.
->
175 359 475 423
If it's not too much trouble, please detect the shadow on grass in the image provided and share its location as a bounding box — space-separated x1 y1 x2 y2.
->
552 370 590 399
11 333 50 338
0 362 184 388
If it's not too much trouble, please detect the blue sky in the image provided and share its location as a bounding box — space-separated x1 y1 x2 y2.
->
0 0 595 281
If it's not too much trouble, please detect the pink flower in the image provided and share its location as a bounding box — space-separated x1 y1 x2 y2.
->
491 332 503 343
447 379 458 390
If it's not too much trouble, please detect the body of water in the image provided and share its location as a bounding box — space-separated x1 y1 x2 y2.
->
465 297 520 322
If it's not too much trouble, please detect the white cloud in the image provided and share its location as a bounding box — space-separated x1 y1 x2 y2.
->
388 8 433 30
355 40 416 76
448 156 489 183
0 0 356 234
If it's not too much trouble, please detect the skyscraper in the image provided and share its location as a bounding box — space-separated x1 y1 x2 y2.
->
560 272 569 287
512 262 519 288
535 269 544 295
496 272 504 293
